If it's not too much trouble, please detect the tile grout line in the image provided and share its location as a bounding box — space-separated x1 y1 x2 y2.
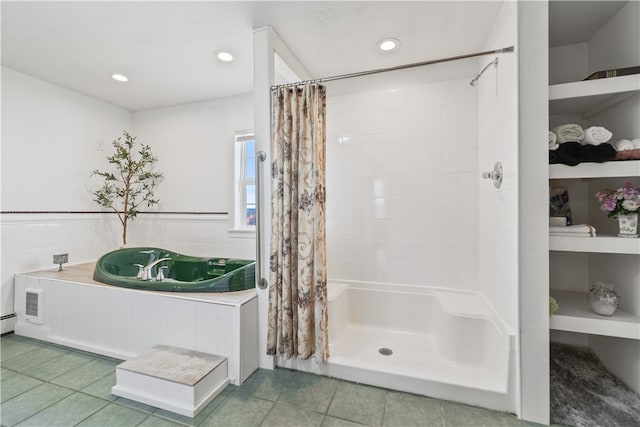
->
381 390 389 427
324 377 342 417
2 360 161 426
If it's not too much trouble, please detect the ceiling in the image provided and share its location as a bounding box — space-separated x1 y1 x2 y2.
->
2 1 628 112
2 1 505 111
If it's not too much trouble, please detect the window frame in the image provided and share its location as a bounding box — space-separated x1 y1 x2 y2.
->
231 131 257 235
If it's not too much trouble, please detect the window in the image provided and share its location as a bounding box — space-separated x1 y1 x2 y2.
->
233 132 256 231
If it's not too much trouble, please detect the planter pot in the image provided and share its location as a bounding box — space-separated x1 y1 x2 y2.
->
618 213 638 237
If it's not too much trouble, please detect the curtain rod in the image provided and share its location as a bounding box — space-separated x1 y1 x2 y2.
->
271 46 514 88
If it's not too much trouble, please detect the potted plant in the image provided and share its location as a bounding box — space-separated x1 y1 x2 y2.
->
91 131 163 246
595 181 639 237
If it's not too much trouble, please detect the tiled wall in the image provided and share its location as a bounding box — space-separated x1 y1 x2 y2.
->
325 78 479 290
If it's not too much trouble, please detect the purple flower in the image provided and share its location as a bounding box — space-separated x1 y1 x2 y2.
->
601 198 617 212
621 182 639 198
595 182 640 217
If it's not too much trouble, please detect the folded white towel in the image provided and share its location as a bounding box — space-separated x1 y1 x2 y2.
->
549 232 597 238
549 131 557 149
550 224 597 237
613 139 634 151
632 138 640 149
582 126 612 145
552 124 584 143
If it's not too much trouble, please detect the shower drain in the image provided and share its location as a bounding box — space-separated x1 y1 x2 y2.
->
378 347 393 356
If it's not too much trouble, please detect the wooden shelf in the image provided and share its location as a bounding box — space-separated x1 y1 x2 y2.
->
549 160 640 179
549 235 640 254
550 290 640 340
549 74 640 116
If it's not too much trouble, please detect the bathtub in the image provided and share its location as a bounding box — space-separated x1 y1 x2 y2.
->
277 280 515 411
93 247 255 292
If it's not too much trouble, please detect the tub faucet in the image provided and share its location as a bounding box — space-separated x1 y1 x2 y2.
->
140 258 171 281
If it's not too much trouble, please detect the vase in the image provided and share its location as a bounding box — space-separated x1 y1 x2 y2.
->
588 282 619 317
617 213 638 237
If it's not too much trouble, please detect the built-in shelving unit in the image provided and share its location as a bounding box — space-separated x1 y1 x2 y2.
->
547 0 640 418
548 69 639 345
550 290 640 340
549 235 640 254
549 160 640 179
549 74 640 117
547 5 640 406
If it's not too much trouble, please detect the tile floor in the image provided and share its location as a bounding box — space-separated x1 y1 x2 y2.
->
1 334 543 427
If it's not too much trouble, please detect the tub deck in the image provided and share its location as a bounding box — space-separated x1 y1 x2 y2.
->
14 263 259 385
23 263 256 306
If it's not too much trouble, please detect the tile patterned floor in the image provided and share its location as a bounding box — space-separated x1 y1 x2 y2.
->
1 334 541 427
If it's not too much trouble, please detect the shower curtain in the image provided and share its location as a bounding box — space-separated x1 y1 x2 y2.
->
266 83 329 362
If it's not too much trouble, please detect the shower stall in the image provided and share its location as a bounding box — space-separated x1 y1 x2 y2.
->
254 0 521 415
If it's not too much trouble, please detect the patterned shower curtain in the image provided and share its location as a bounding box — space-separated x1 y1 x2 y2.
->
266 83 329 362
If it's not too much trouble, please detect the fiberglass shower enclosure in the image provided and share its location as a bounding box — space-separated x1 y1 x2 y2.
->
253 1 523 417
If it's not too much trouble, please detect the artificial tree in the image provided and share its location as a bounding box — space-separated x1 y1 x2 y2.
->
91 131 163 246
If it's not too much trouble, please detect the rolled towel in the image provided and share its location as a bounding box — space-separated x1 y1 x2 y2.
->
582 126 612 145
552 124 584 143
549 131 557 149
613 139 634 151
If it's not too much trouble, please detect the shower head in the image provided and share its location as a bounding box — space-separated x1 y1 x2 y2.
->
469 57 499 87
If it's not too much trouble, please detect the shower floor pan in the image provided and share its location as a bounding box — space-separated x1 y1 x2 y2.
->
278 281 515 412
329 324 505 393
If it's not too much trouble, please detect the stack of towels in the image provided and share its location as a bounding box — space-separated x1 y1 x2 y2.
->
549 124 613 149
549 124 616 165
549 224 597 238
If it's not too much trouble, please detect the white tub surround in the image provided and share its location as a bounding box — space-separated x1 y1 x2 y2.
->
13 263 259 385
277 281 515 412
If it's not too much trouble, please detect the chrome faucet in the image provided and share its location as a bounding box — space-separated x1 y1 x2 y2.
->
134 258 171 281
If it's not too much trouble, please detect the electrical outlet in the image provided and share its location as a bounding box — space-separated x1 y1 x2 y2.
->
97 140 104 151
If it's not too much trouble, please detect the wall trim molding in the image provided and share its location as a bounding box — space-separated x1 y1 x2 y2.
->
1 211 229 223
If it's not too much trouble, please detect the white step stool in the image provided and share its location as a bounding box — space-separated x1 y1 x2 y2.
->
111 345 229 417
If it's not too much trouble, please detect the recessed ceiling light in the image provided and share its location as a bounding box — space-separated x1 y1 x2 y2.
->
111 73 129 82
378 38 400 52
215 50 234 63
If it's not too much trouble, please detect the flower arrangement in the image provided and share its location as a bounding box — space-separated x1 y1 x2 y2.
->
595 181 640 217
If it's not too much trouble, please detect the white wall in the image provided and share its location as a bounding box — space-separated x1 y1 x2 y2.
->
550 1 640 85
1 67 134 211
325 76 479 289
1 68 255 333
549 43 588 85
517 1 550 424
132 95 253 212
1 67 133 332
588 1 640 76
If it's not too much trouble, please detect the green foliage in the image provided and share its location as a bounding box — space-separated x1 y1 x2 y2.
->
91 131 163 245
